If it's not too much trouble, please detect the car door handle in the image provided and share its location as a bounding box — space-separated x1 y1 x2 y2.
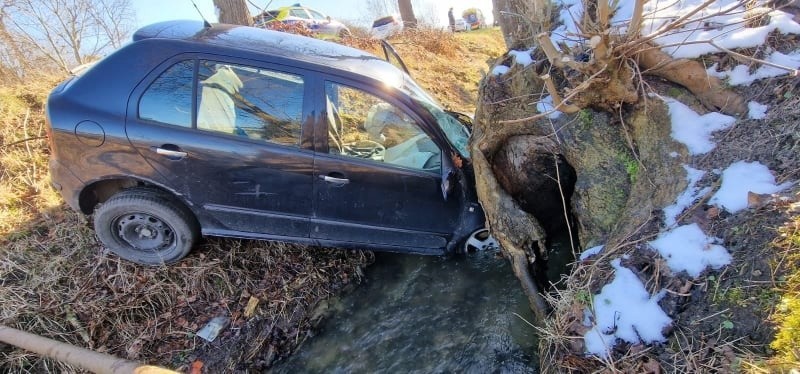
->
319 175 349 185
153 147 187 159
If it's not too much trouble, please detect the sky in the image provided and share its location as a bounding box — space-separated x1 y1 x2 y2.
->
134 0 495 29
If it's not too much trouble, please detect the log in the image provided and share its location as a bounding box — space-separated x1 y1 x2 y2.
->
0 325 177 374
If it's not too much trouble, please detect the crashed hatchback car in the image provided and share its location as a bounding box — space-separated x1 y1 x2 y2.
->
47 21 495 265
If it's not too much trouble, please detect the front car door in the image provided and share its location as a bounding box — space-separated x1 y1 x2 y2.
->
312 80 461 252
126 57 315 239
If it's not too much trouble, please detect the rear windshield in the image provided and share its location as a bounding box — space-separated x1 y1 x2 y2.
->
373 16 395 27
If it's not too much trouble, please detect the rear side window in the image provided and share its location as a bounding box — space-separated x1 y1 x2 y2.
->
196 60 304 146
139 60 194 127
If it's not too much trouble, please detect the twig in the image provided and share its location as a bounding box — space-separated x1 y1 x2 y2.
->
0 136 46 149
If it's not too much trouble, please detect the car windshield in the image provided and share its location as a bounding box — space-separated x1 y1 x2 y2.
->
399 77 471 158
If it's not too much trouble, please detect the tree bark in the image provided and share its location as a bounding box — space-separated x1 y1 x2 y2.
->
492 0 549 49
397 0 417 28
213 0 252 26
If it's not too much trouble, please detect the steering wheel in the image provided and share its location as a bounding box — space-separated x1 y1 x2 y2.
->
343 139 385 160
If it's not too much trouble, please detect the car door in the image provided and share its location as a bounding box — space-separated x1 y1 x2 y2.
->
126 57 315 238
311 80 461 251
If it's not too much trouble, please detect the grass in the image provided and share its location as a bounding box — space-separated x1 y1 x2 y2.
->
768 207 800 368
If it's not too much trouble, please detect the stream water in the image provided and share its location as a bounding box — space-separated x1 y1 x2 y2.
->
274 251 541 373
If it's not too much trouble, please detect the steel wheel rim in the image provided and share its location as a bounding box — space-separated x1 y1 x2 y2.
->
113 213 176 252
464 229 499 253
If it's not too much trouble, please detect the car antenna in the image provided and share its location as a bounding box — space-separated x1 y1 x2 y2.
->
189 0 212 28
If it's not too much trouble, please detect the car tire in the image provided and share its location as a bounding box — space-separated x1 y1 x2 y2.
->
338 28 351 38
93 188 199 266
462 228 499 253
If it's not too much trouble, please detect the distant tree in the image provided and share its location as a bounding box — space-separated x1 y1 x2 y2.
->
397 0 417 28
0 0 135 76
213 0 252 26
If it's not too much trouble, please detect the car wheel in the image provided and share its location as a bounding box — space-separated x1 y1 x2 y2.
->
463 228 499 253
93 189 199 266
338 28 351 38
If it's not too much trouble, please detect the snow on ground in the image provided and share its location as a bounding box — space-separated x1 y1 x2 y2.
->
649 6 800 59
536 95 563 119
648 223 732 277
491 65 509 76
508 49 535 67
707 51 800 86
709 161 792 213
663 97 736 154
545 0 798 359
748 101 769 119
663 166 711 227
579 245 604 261
583 259 672 357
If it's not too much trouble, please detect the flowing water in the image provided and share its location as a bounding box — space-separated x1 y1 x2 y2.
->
274 251 541 373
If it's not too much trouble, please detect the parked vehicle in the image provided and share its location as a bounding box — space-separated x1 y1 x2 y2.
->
253 4 350 37
46 20 497 265
371 15 403 39
455 8 486 31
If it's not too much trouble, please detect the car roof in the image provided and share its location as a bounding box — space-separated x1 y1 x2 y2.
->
133 20 401 84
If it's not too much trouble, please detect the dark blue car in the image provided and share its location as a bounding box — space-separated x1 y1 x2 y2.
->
46 21 496 265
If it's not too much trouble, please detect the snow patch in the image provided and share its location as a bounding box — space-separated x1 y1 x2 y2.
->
748 101 769 119
509 49 535 67
663 166 711 227
491 65 510 76
580 245 604 261
707 51 800 86
709 161 792 213
638 0 800 58
664 97 736 154
648 224 731 277
583 259 672 357
536 95 562 119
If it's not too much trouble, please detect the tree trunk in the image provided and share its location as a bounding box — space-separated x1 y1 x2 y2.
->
477 0 747 320
397 0 417 28
213 0 252 26
492 0 549 49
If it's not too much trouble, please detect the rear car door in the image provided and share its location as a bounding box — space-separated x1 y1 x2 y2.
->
312 81 461 252
126 57 315 238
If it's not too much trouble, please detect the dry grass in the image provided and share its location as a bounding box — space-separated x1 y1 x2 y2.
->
0 80 373 372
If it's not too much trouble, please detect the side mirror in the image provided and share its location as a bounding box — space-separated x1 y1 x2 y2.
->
326 16 331 22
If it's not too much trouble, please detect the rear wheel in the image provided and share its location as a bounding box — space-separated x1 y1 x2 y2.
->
93 189 199 265
462 228 499 253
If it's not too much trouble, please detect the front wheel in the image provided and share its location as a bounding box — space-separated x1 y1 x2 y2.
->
462 228 499 253
93 189 199 265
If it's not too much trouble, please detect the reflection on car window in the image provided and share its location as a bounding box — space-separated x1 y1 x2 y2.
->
139 60 194 127
325 82 440 173
197 60 303 146
289 9 309 19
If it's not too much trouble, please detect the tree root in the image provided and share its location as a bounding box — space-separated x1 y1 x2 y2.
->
637 44 748 116
471 145 550 321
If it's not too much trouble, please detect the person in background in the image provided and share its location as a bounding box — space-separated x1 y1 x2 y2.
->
448 7 455 32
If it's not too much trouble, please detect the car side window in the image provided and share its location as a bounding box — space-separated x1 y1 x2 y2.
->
197 60 303 147
139 60 194 128
308 10 325 20
289 9 309 19
325 82 441 173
